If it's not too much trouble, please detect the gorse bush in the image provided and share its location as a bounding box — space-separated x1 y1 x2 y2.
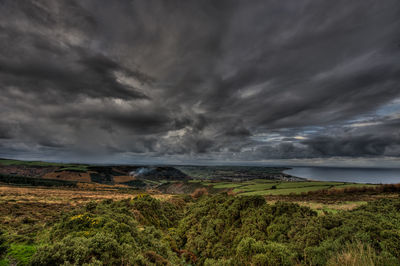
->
171 194 400 265
4 193 399 265
171 194 315 264
131 194 183 228
30 196 182 265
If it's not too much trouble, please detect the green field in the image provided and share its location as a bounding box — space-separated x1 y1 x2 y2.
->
239 185 331 196
198 179 378 196
212 183 243 189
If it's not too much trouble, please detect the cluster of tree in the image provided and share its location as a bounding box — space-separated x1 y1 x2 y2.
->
4 193 400 265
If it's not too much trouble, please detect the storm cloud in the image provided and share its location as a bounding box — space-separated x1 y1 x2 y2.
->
0 0 400 165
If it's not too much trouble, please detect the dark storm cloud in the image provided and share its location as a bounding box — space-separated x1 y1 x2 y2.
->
0 0 400 164
0 39 150 100
0 123 13 139
302 119 400 158
304 135 394 157
243 118 400 160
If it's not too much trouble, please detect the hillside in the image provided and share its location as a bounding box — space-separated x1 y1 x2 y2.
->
0 159 306 190
1 159 400 265
1 189 400 265
0 159 190 187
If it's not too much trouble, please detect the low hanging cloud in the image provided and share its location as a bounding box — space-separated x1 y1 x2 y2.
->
0 0 399 165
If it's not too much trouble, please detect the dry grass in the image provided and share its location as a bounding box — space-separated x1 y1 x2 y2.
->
0 184 174 244
0 184 171 206
42 171 91 182
295 201 368 214
327 242 376 266
113 175 135 183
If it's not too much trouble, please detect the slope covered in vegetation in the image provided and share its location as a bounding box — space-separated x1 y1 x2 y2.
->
1 192 400 265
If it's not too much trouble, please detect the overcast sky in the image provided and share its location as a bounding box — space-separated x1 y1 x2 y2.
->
0 0 400 166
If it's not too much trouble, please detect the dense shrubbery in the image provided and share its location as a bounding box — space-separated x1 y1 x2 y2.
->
170 194 400 265
2 193 400 265
171 194 316 264
30 195 183 265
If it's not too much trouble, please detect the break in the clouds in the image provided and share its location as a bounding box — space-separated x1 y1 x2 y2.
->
0 0 400 166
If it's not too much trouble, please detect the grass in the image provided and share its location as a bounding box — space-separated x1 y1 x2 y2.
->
234 182 280 191
212 183 243 189
229 181 338 195
58 166 88 172
188 180 202 183
295 201 368 215
6 244 36 265
239 185 331 196
201 179 384 197
276 181 343 188
332 183 378 189
327 242 378 266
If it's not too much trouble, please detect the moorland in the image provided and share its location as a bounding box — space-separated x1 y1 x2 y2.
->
0 158 400 265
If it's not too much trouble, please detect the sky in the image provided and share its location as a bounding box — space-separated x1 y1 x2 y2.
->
0 0 400 167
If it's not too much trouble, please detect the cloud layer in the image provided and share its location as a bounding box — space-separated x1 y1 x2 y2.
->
0 0 400 165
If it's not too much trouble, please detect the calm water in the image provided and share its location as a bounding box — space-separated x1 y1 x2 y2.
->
284 167 400 184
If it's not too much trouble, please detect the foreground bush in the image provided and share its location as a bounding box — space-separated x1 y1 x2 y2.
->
30 196 182 265
10 193 400 265
171 194 315 264
171 194 400 265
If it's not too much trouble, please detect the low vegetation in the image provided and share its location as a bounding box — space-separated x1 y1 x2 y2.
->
1 160 400 265
0 185 399 265
194 179 380 196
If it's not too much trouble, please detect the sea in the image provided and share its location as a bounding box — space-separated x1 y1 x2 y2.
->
284 167 400 184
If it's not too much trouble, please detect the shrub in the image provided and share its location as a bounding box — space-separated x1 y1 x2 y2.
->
30 199 180 265
191 188 209 199
7 193 400 265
